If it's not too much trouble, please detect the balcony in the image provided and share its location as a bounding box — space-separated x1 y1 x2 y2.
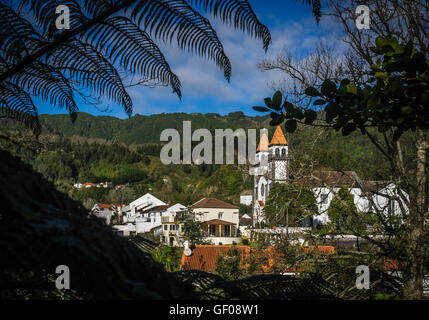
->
161 216 177 223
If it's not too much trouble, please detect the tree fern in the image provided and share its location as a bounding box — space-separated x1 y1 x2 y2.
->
0 0 321 134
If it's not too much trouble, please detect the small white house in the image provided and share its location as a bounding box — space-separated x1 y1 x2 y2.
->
240 190 253 206
137 203 186 235
296 171 407 227
192 197 241 245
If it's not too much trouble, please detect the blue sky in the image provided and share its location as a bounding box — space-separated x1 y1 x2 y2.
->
38 0 343 118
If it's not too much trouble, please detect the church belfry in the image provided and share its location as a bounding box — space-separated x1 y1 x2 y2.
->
252 126 289 225
268 126 289 183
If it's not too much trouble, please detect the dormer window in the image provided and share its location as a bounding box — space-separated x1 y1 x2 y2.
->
218 213 223 219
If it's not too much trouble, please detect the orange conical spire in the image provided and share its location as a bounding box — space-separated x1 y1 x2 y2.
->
257 132 269 152
270 126 287 145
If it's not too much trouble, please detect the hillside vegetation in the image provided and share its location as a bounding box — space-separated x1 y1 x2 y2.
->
0 112 389 208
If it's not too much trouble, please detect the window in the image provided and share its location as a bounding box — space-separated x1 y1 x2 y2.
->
261 184 265 196
218 213 223 220
321 193 328 204
275 148 280 156
209 225 216 236
281 148 286 156
170 224 177 231
224 225 231 237
164 225 168 230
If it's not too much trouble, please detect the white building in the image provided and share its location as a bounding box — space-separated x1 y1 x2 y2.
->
192 197 241 245
251 126 289 225
240 190 253 206
251 127 405 227
138 203 186 235
91 203 123 225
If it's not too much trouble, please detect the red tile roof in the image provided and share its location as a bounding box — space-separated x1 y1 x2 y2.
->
192 198 239 209
240 190 253 196
202 219 236 225
270 126 287 145
295 170 358 188
83 182 97 187
98 203 112 209
257 132 269 152
180 245 250 272
180 245 336 273
258 200 265 207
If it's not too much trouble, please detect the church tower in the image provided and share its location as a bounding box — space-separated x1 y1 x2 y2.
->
252 126 289 226
268 126 289 183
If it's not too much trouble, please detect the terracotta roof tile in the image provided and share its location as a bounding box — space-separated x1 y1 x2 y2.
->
192 198 239 209
202 219 236 225
240 190 253 196
180 245 250 272
257 132 269 152
258 200 265 207
270 126 287 145
295 170 358 188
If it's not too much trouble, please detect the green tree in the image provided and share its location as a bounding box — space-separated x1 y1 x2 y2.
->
255 36 429 298
180 209 207 245
264 183 317 228
327 186 363 233
214 246 245 280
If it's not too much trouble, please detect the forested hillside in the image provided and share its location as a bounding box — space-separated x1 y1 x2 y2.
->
0 112 389 209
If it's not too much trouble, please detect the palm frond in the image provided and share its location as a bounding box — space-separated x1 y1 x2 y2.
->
49 40 133 116
85 16 182 98
0 82 41 134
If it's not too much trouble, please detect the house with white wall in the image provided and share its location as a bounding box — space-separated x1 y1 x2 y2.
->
192 197 241 245
296 171 406 227
240 190 253 206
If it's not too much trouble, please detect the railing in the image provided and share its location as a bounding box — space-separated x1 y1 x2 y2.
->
161 216 176 223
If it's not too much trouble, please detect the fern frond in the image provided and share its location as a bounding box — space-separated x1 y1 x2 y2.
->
0 3 44 64
0 82 41 134
20 0 87 39
49 40 133 116
85 16 182 98
10 62 78 117
190 0 271 51
129 0 232 81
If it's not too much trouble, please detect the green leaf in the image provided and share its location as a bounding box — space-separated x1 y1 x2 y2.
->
325 103 338 123
313 99 326 106
269 112 284 126
305 87 320 97
346 83 357 95
264 98 272 108
304 109 317 124
284 119 297 133
321 79 336 96
272 91 283 110
283 101 294 113
253 106 270 113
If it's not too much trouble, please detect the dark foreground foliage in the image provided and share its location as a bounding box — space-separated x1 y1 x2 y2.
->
0 149 193 299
